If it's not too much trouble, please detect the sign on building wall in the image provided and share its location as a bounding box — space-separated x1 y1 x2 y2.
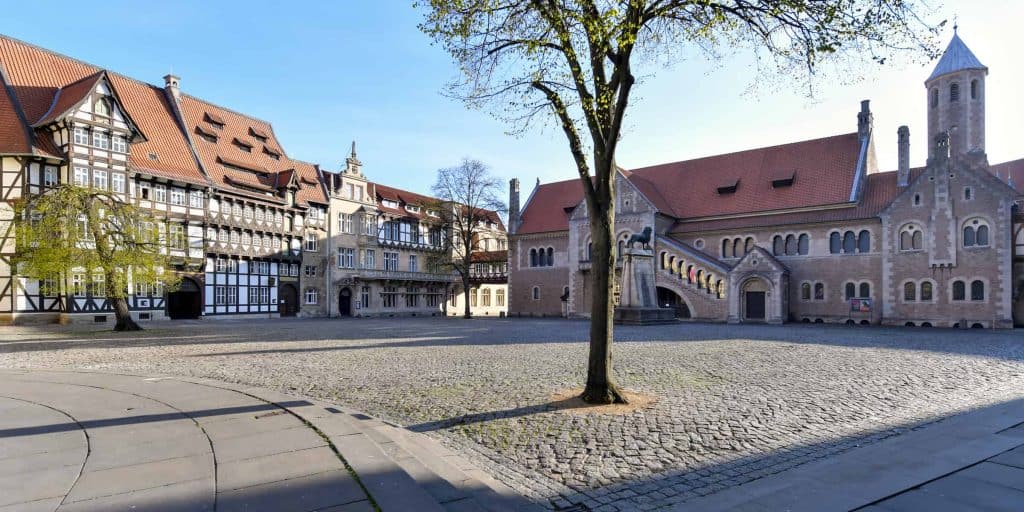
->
850 299 872 313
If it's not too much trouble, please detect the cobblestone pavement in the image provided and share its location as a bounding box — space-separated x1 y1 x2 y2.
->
2 318 1024 511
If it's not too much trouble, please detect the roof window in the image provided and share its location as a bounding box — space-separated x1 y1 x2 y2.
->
232 138 253 153
716 179 739 195
195 125 218 143
770 171 795 188
249 127 269 142
263 146 281 160
204 112 225 128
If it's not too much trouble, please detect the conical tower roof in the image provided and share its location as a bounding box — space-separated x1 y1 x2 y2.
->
927 32 987 82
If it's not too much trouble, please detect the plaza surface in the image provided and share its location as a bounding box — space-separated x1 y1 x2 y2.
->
2 318 1024 511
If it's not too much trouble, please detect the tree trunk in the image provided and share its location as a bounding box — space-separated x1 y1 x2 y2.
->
111 296 142 331
462 275 472 319
580 168 627 405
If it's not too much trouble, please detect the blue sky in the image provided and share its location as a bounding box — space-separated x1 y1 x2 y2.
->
4 1 1022 197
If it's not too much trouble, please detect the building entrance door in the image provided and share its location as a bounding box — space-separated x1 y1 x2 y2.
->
745 291 766 321
279 284 298 317
339 288 352 317
167 278 201 319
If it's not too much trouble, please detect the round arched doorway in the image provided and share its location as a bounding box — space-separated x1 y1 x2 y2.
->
656 286 691 319
339 288 352 317
279 284 298 317
741 277 769 322
167 277 201 319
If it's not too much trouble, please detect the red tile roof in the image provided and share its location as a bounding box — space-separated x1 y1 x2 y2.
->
0 69 31 155
31 70 104 126
470 250 508 263
517 178 586 234
178 94 327 206
989 158 1024 194
0 36 207 184
628 132 862 219
670 169 920 234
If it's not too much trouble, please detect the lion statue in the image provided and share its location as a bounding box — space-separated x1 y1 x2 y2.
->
627 227 653 249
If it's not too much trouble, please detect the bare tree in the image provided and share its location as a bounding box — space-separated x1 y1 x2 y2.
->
431 158 507 318
419 0 941 403
14 185 181 331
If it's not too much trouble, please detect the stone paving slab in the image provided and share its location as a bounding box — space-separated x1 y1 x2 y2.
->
0 369 379 512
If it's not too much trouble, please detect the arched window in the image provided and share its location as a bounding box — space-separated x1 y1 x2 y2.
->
977 225 989 246
900 225 923 251
529 248 538 267
859 282 870 298
857 230 870 253
744 237 754 254
546 247 554 266
950 82 960 102
801 282 811 301
845 283 856 300
953 280 966 301
773 235 783 256
971 280 985 301
964 225 976 247
668 256 675 273
930 87 938 108
723 239 731 258
970 79 978 100
685 265 693 283
785 234 796 256
695 270 703 289
843 231 856 253
921 281 933 301
830 232 841 254
963 219 989 247
798 234 809 255
964 187 973 200
814 283 824 301
617 240 624 259
904 282 916 301
733 238 742 258
913 194 921 206
532 286 540 300
716 280 724 299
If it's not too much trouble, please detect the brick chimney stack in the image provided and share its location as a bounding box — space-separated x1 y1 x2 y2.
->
857 100 873 140
897 125 910 187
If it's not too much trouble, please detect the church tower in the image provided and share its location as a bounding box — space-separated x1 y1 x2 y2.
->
925 28 987 159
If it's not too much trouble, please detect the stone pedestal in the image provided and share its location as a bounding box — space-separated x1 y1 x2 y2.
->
614 248 676 325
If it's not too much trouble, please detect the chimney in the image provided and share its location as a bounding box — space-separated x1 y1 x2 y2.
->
897 125 910 187
857 100 873 140
508 178 521 235
163 74 181 102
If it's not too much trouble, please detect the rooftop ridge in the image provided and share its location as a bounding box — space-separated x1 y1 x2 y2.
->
627 131 857 173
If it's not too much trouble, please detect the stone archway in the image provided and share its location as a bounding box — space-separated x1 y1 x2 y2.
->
656 286 692 319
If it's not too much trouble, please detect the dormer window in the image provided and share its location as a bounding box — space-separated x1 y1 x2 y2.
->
249 127 269 143
383 199 399 209
716 179 739 195
204 112 225 129
770 171 795 188
195 125 218 143
406 205 420 213
263 146 281 160
232 138 253 153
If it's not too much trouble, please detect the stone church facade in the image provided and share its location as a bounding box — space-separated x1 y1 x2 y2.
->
508 33 1024 328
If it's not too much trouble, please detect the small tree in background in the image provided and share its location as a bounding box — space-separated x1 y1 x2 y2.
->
431 158 506 318
14 186 180 331
419 0 941 403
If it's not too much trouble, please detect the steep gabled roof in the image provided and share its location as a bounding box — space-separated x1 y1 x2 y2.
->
927 33 987 82
0 35 206 184
0 64 31 155
517 178 586 234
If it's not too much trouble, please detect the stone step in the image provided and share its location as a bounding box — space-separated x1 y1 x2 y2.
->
374 423 546 512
